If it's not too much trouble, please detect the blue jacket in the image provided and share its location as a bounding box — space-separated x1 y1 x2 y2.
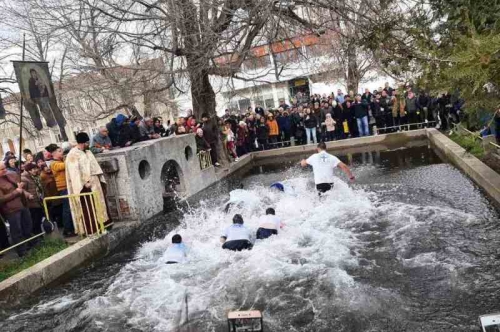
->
277 115 291 132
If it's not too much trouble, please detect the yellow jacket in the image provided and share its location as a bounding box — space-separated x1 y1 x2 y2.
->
50 160 67 192
267 119 279 136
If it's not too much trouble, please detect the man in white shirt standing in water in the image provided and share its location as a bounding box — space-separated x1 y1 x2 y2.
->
300 142 355 194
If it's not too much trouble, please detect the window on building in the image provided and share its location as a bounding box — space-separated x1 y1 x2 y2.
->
264 95 275 109
238 99 251 112
274 49 302 65
243 55 271 71
254 98 264 109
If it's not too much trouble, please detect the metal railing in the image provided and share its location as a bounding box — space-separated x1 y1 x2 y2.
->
43 191 106 237
0 191 106 257
374 121 437 134
0 217 45 256
198 150 212 170
452 123 500 150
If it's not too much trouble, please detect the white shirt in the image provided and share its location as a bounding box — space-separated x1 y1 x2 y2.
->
258 215 281 230
221 224 251 242
165 243 188 263
306 151 341 184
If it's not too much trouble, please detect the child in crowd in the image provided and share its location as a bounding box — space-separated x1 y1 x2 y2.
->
223 122 239 161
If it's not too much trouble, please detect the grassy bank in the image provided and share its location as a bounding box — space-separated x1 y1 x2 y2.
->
0 237 69 282
449 132 485 159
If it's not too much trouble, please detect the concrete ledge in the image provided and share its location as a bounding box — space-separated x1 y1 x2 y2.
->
252 129 428 160
427 128 500 206
0 222 138 304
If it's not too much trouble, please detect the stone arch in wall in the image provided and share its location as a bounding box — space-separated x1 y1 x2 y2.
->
160 160 186 198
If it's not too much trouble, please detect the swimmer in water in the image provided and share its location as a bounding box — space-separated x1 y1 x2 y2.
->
165 234 188 264
256 208 283 240
300 142 355 194
220 214 253 251
270 182 284 192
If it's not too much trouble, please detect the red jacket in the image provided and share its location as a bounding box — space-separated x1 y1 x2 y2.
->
0 172 25 216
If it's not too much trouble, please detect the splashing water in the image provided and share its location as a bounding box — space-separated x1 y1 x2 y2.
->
2 147 500 332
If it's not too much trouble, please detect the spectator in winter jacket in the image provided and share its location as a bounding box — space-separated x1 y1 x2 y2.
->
50 147 75 236
267 114 279 147
117 117 136 147
336 89 345 104
362 88 373 103
379 90 394 132
21 163 44 235
106 114 127 147
304 108 318 144
236 122 248 156
223 122 238 161
195 128 211 153
277 110 291 146
352 94 370 137
405 91 420 128
392 90 406 131
139 118 161 140
91 126 113 154
323 113 336 141
153 117 168 137
0 161 34 257
256 117 269 150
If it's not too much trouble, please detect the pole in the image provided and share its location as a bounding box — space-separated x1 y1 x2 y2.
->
18 33 26 174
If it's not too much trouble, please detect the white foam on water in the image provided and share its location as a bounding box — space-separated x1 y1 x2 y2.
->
76 176 381 331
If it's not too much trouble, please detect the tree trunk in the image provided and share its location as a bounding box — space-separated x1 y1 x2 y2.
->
189 65 230 166
347 47 359 93
189 68 217 119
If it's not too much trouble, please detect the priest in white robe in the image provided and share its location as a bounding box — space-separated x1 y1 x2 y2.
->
65 132 109 235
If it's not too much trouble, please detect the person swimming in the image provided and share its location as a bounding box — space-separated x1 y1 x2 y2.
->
256 208 283 240
270 182 284 192
165 234 188 264
220 214 253 251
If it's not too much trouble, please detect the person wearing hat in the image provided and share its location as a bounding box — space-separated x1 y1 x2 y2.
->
220 214 253 251
65 132 110 236
21 163 45 234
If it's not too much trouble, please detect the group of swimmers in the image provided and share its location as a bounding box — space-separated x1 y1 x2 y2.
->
164 207 282 263
164 142 355 263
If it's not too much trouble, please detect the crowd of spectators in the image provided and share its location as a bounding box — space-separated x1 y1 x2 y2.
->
0 132 111 258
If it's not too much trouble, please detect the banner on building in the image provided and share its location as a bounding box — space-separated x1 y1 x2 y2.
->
12 61 66 131
0 95 5 119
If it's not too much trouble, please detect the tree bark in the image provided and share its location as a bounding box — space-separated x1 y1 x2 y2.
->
189 67 216 120
347 47 359 93
188 63 230 166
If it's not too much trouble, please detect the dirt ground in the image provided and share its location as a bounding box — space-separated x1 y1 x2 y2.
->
482 153 500 175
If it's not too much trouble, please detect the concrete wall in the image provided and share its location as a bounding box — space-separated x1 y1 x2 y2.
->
96 134 223 222
427 128 500 206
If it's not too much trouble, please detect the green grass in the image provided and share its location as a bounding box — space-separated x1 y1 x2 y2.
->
449 132 486 159
0 237 69 282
